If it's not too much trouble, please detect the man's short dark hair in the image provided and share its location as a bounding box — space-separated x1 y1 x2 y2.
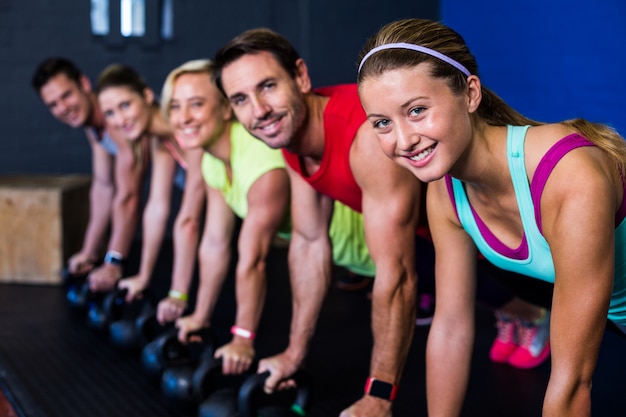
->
31 57 83 93
213 28 301 96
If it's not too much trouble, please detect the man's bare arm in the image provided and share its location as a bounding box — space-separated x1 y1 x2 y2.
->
258 164 334 392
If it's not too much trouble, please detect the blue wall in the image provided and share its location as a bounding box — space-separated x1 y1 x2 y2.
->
441 0 626 135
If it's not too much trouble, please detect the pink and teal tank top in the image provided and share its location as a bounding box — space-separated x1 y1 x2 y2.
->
446 125 626 325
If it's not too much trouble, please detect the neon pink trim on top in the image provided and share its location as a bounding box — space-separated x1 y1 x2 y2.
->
530 133 626 231
445 132 626 259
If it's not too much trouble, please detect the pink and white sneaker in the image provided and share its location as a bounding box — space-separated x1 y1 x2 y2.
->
489 311 518 363
507 310 551 369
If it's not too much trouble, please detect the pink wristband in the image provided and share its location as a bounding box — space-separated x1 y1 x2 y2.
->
231 325 256 340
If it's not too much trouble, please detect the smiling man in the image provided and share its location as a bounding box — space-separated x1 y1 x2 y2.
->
212 28 436 417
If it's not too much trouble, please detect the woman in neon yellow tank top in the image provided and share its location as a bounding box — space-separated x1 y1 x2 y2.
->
160 59 375 374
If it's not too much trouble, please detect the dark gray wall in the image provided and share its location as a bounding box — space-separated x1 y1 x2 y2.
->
0 0 438 176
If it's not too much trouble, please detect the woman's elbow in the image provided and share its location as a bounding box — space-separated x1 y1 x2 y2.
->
174 214 202 235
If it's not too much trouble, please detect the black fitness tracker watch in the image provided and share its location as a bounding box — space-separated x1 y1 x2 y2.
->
364 377 398 401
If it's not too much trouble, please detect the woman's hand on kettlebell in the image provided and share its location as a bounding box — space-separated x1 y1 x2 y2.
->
68 252 96 275
156 296 186 324
214 339 255 375
117 275 147 302
175 315 206 343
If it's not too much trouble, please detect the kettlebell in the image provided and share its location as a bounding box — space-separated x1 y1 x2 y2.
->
141 326 184 378
238 370 313 417
160 327 217 407
64 270 94 313
134 309 165 347
66 279 89 310
198 388 239 417
195 357 258 417
141 326 216 378
108 290 157 351
62 267 86 289
86 287 127 332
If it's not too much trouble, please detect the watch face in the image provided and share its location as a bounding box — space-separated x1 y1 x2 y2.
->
370 380 393 397
366 378 398 401
104 251 124 266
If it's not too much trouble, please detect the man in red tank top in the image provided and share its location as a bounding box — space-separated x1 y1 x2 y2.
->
213 29 427 417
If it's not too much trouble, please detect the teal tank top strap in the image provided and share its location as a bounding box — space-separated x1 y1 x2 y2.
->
505 125 555 281
507 125 536 239
451 125 555 281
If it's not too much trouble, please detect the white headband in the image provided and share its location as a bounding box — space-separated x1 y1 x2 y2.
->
358 42 471 77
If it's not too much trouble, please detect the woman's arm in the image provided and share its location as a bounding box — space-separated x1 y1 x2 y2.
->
540 146 616 417
118 137 176 299
88 130 145 292
175 185 235 338
169 148 207 298
426 178 478 417
215 168 290 374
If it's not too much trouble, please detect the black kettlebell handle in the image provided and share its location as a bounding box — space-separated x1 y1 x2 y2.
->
86 287 127 330
192 355 261 403
61 267 87 287
192 356 223 402
238 370 312 417
160 326 216 363
102 287 129 315
66 279 94 309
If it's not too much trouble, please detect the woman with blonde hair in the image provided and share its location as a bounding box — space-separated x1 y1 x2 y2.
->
159 59 376 374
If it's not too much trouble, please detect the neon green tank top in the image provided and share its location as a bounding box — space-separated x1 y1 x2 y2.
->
201 122 375 277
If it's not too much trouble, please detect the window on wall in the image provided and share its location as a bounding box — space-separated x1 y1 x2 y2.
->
120 0 145 37
90 0 173 43
90 0 110 36
161 0 173 40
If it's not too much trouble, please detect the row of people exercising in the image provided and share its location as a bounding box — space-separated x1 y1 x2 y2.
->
30 16 623 417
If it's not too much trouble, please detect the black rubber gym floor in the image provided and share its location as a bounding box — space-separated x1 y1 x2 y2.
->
0 239 625 417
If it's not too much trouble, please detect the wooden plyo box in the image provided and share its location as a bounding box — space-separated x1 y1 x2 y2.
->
0 175 91 285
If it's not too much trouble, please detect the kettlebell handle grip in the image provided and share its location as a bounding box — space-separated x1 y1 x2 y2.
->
238 370 312 417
